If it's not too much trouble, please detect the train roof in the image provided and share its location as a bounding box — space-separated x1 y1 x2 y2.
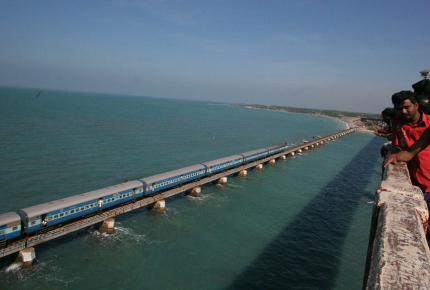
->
140 164 206 184
266 143 288 150
19 180 143 218
240 147 269 156
0 212 21 225
202 154 244 167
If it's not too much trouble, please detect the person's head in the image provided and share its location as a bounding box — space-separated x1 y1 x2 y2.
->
420 69 429 79
417 95 430 115
391 91 420 123
381 107 396 124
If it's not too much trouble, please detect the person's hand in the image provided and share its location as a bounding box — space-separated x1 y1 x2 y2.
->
373 128 379 136
383 154 398 168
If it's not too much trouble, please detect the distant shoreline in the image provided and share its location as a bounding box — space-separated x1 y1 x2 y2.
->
232 104 372 132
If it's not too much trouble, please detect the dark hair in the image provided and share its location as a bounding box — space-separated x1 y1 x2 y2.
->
381 107 396 118
391 91 417 105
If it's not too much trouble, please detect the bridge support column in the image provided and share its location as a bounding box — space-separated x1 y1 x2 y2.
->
238 169 247 177
254 164 263 171
297 149 302 153
16 247 36 269
289 152 295 157
188 187 201 197
268 159 275 166
149 200 166 212
216 177 228 185
96 218 116 234
279 155 286 160
304 147 309 151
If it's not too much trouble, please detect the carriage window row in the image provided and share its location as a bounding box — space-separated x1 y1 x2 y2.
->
154 178 181 189
0 226 19 233
46 203 97 221
103 192 133 203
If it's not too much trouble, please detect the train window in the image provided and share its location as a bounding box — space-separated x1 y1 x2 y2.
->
48 217 52 221
60 213 64 217
30 221 36 226
54 215 58 218
85 206 89 209
0 230 4 235
12 226 17 231
70 210 74 213
80 207 84 211
76 208 80 212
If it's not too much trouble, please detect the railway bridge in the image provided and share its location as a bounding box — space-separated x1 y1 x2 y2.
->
0 129 356 268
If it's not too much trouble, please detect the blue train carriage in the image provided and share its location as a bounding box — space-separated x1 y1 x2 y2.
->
18 180 144 234
0 212 21 246
240 148 269 163
140 164 206 195
265 143 289 156
202 154 244 175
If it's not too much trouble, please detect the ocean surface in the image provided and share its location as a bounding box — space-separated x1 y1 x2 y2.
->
0 87 385 289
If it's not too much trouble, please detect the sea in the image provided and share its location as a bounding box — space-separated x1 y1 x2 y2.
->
0 87 385 290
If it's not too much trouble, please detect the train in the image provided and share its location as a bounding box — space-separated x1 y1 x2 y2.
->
0 142 289 247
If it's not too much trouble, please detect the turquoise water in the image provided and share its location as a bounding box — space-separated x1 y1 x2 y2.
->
0 87 384 289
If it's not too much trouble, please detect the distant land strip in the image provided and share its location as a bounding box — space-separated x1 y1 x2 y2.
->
232 104 380 119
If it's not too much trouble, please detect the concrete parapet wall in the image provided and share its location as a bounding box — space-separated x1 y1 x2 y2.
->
364 162 430 289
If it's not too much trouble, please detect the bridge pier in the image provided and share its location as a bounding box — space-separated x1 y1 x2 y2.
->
289 152 295 157
148 200 166 212
188 187 201 197
16 247 36 269
95 218 116 234
238 169 247 177
304 146 308 151
279 155 286 160
254 164 263 171
216 177 228 185
268 159 275 166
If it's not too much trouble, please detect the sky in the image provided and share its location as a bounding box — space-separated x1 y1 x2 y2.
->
1 0 429 114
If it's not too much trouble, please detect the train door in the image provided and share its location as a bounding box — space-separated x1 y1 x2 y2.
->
97 198 103 214
41 214 47 228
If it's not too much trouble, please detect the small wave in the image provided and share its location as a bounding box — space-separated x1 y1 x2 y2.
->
88 225 150 244
5 263 21 273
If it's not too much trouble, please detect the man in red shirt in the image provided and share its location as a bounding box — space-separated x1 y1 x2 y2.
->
390 90 430 243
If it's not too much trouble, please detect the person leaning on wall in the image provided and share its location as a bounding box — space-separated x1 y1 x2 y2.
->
384 90 430 246
373 107 396 140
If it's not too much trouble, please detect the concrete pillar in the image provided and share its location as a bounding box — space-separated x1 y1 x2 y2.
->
304 147 309 151
297 149 302 153
96 218 116 234
189 187 201 197
217 177 228 185
238 169 247 177
311 144 315 148
289 152 295 157
279 155 286 160
16 247 36 269
268 159 275 166
149 200 166 212
254 164 263 171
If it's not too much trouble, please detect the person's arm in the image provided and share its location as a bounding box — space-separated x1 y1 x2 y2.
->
383 126 430 167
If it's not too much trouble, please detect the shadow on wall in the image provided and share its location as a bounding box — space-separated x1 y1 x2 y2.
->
226 136 384 290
